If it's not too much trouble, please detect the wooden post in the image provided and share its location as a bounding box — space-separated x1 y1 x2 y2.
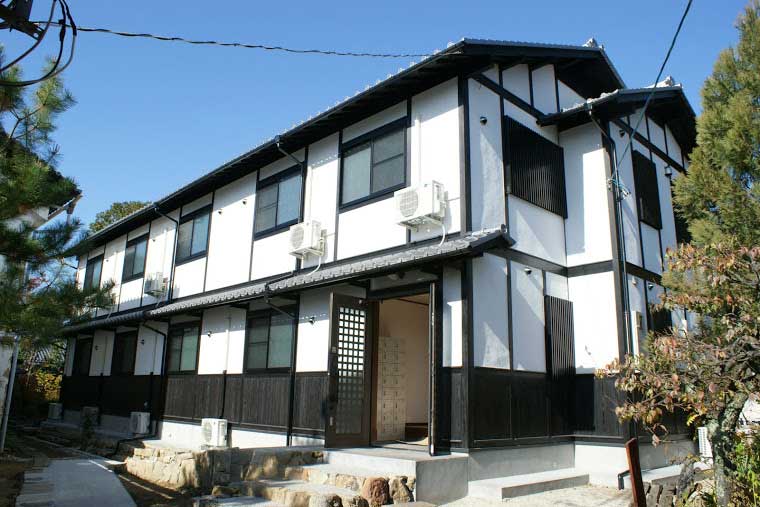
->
626 437 646 507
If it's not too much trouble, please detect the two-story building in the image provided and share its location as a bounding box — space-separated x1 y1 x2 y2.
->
58 38 696 491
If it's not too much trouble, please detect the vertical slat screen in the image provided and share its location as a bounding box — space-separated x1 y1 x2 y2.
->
505 116 568 217
545 295 575 435
632 151 662 229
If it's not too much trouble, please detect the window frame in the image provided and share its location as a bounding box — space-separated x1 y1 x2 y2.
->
503 115 568 218
121 234 149 283
632 150 663 230
253 166 303 239
111 331 138 376
83 255 104 290
175 206 212 265
72 337 93 376
242 308 296 374
165 322 201 375
338 117 408 210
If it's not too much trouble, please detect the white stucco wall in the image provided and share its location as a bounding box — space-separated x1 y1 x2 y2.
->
198 306 247 374
562 123 613 266
442 267 463 368
469 67 506 231
472 253 509 368
508 195 566 266
511 261 546 373
569 271 619 373
205 172 256 291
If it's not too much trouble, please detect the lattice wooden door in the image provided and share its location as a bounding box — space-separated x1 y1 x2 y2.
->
325 293 373 448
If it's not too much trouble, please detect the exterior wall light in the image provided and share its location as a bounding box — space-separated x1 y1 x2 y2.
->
479 116 488 125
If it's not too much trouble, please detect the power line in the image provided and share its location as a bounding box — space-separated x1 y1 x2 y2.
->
612 0 693 181
35 21 430 59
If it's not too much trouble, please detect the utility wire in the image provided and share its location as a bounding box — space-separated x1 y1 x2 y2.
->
34 21 430 59
612 0 693 182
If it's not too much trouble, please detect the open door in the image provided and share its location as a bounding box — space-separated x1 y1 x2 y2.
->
325 293 373 448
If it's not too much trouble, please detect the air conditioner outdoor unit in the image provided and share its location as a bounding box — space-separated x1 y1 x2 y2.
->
130 411 150 435
288 220 324 258
697 426 713 459
48 402 63 421
81 406 99 427
394 181 446 229
144 272 168 297
201 418 228 448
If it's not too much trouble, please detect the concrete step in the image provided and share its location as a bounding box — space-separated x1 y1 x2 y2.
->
468 468 589 500
232 478 367 507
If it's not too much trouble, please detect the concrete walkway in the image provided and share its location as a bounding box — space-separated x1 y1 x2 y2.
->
17 457 135 507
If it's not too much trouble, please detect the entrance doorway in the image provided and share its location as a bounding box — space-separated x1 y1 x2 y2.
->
325 282 441 453
372 293 430 447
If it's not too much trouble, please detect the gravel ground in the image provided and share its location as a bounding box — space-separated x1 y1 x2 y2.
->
440 485 631 507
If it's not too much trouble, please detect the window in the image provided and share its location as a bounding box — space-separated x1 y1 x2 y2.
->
111 331 137 375
648 305 672 334
340 121 406 207
83 255 103 290
244 310 295 371
122 235 148 281
254 168 302 236
167 325 199 373
176 208 211 263
632 151 662 229
504 116 567 217
72 337 92 376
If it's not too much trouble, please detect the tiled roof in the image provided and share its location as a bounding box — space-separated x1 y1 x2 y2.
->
64 227 513 332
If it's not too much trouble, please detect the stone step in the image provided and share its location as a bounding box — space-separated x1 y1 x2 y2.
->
468 468 589 500
194 495 286 507
232 478 368 507
281 463 415 500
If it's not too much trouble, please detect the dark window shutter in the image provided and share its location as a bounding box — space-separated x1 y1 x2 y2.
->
505 116 567 217
632 151 662 229
545 295 575 435
647 306 672 334
674 209 691 244
545 296 575 378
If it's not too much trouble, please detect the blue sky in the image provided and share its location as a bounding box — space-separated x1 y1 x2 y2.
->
2 0 748 225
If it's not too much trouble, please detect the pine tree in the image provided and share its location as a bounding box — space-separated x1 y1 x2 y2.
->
605 3 760 505
0 51 112 346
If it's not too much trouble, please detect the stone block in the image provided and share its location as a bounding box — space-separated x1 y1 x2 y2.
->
389 476 413 503
309 494 342 507
360 477 390 507
335 473 362 491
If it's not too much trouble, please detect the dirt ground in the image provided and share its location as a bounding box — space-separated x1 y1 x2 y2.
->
0 428 76 507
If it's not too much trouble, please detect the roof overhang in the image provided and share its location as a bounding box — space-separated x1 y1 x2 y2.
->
538 86 696 154
85 39 624 246
63 227 514 332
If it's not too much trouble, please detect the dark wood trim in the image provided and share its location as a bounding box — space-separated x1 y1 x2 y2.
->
612 119 685 174
472 73 545 119
458 75 472 233
175 205 212 265
566 260 614 277
461 258 475 450
625 262 662 285
201 191 216 292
